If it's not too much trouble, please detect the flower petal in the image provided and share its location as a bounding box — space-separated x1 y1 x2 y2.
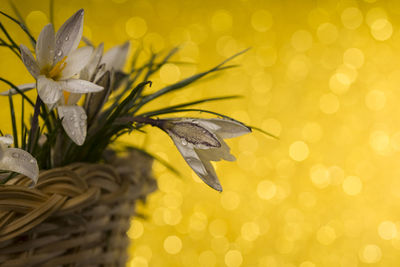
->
165 120 221 150
36 23 55 69
169 132 207 175
0 148 39 186
101 41 129 71
61 79 104 93
200 118 251 139
67 93 82 105
58 105 87 145
80 43 104 81
0 83 35 96
54 9 84 62
168 132 222 191
0 134 13 146
61 46 93 78
195 138 235 162
37 75 63 105
20 44 39 78
195 150 223 192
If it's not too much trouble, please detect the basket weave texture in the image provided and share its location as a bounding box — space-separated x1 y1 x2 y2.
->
0 150 157 266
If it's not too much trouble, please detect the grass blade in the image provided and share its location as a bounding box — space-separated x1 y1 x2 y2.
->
20 94 26 148
49 0 55 25
8 0 36 48
132 49 249 113
0 77 35 107
8 93 18 148
0 23 20 58
137 95 242 117
0 10 36 45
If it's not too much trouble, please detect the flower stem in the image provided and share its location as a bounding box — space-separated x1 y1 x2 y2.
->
131 116 163 127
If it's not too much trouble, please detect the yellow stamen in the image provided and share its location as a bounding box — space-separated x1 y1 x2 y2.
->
48 56 67 79
63 91 70 104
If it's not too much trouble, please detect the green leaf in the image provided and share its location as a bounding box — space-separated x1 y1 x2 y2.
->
248 126 280 140
0 77 35 107
0 23 21 58
138 95 242 117
131 48 249 113
8 93 18 148
0 10 36 45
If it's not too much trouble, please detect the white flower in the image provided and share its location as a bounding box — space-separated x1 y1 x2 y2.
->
0 135 39 186
19 9 103 106
101 41 130 71
79 41 129 82
161 118 251 191
80 42 105 82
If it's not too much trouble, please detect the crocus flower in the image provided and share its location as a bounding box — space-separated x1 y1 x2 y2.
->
19 9 103 106
101 41 130 71
160 118 251 191
0 135 39 186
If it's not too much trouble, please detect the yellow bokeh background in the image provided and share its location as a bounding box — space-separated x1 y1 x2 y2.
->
3 0 400 266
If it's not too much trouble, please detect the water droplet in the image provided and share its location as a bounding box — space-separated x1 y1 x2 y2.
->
181 139 188 146
65 36 69 41
80 114 87 120
57 50 62 57
71 131 75 136
79 121 85 127
30 159 35 164
69 117 74 121
12 152 20 159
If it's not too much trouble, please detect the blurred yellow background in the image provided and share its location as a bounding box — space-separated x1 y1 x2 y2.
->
2 0 400 266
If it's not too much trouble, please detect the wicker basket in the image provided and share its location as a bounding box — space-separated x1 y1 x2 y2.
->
0 150 157 266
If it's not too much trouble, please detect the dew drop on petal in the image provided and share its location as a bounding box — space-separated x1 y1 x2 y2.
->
12 152 20 159
57 50 62 57
79 121 85 127
80 114 87 120
65 36 69 41
181 139 188 146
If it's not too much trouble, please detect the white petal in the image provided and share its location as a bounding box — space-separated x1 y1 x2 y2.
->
54 9 84 62
169 133 206 175
67 93 82 105
0 135 13 146
61 46 93 78
200 118 251 139
58 105 87 145
195 138 235 162
19 44 39 78
101 41 129 71
195 151 223 192
61 79 104 94
37 75 63 105
0 83 35 96
36 24 55 69
165 120 220 150
87 43 104 78
0 148 39 186
169 132 222 191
